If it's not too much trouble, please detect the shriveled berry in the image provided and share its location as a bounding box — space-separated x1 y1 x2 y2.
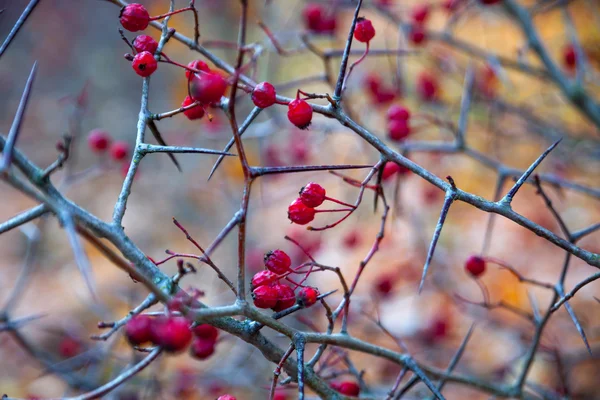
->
190 337 215 360
132 51 157 77
120 3 150 32
125 315 153 345
288 198 316 225
251 82 277 108
388 119 411 141
331 381 360 397
133 35 158 54
252 285 279 309
181 96 205 120
387 105 410 121
287 99 313 129
563 44 577 70
150 317 193 353
251 270 280 288
465 255 486 277
354 17 376 43
296 286 319 308
186 59 211 79
409 25 427 45
411 4 430 24
192 324 218 341
87 129 111 152
190 72 228 104
264 250 292 274
417 72 438 102
299 182 326 207
217 396 236 400
272 284 296 312
110 141 129 161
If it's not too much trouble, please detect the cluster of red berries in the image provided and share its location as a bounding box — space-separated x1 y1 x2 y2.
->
251 249 320 311
330 380 360 397
87 129 130 175
465 255 486 278
409 4 430 46
386 104 412 142
303 3 337 34
125 314 220 360
287 182 327 225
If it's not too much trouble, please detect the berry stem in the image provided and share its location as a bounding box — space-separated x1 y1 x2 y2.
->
149 7 194 22
342 41 370 92
324 196 355 208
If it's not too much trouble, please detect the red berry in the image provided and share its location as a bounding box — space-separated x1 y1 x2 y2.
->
417 72 438 102
133 35 158 54
409 25 427 45
190 337 216 360
251 82 277 108
287 198 316 225
374 274 394 297
563 44 577 70
110 141 129 161
303 4 323 31
190 72 228 104
443 0 462 12
59 336 81 358
411 4 430 24
381 162 409 181
331 381 360 397
287 99 313 129
388 119 411 141
120 3 150 32
342 229 361 249
272 284 296 312
150 316 193 353
217 396 236 400
251 270 280 288
365 73 382 94
299 182 326 207
354 17 376 43
264 250 292 274
132 51 157 77
387 105 410 121
181 95 205 120
125 315 153 345
87 129 111 152
186 60 211 79
465 255 486 277
425 315 449 343
192 324 218 341
318 15 337 34
373 89 396 105
252 285 279 309
296 286 319 308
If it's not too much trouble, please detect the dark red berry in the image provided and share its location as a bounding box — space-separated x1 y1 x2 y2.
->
354 17 376 43
110 141 130 161
480 0 502 4
388 119 411 141
342 230 361 249
417 72 438 102
251 82 277 108
192 324 218 341
287 99 313 129
299 182 326 207
465 255 486 277
125 315 153 345
296 286 319 308
186 59 211 79
272 284 296 312
288 198 316 225
189 337 216 360
120 3 150 32
264 250 292 274
132 51 157 77
331 381 360 397
365 73 382 94
318 15 337 34
150 317 193 353
411 4 430 24
190 72 228 104
409 25 427 45
181 95 205 120
387 105 411 121
87 129 111 152
303 4 323 32
381 162 409 181
443 0 462 12
563 44 577 70
59 336 81 358
374 274 394 297
251 270 280 288
252 285 279 309
133 35 158 54
425 315 450 343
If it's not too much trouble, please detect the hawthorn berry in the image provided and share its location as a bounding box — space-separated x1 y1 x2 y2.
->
330 381 360 397
388 119 411 141
387 104 411 121
251 82 277 109
264 250 292 274
87 129 111 152
563 44 577 70
303 4 336 34
417 72 438 102
150 316 193 353
342 229 361 249
424 315 450 343
186 59 211 79
110 141 129 161
272 284 296 312
411 4 430 24
374 273 395 297
287 98 313 129
217 396 236 400
443 0 461 12
189 337 216 360
299 182 326 207
354 17 376 43
381 162 409 181
288 198 316 225
409 25 427 46
190 72 228 104
125 315 153 345
192 324 219 341
465 255 486 277
296 286 319 308
133 35 158 54
132 51 158 77
251 270 279 288
252 285 279 309
181 96 205 120
59 336 81 358
120 3 150 32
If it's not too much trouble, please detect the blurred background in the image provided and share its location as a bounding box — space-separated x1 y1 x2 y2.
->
1 0 600 398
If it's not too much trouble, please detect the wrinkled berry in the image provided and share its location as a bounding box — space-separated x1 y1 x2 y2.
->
299 182 326 207
251 270 280 288
133 35 158 54
296 286 319 308
264 250 292 274
272 284 296 312
354 17 376 43
288 198 316 225
252 82 277 108
120 3 150 32
252 285 279 309
132 51 157 77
